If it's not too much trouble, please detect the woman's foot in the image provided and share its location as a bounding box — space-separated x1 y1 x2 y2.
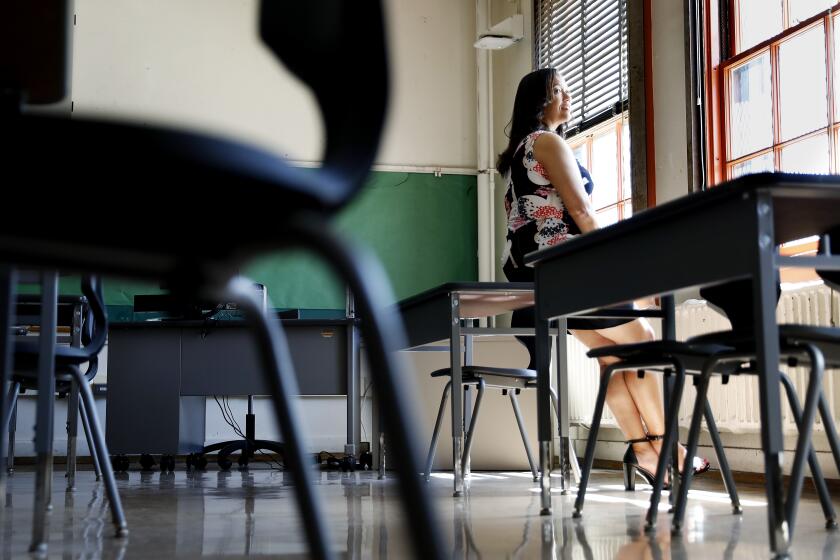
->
623 439 662 490
647 436 710 476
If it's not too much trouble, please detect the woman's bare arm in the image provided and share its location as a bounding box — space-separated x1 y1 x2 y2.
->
532 132 599 234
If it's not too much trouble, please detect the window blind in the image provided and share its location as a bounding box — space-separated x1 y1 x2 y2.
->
534 0 628 136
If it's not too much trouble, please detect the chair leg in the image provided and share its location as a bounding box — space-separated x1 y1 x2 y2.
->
573 364 621 518
287 219 445 559
509 389 538 481
79 397 102 480
461 380 486 474
780 372 836 528
65 382 81 490
2 383 18 474
818 391 840 484
67 366 127 538
548 386 581 483
227 277 334 560
703 400 742 514
783 345 829 536
0 266 14 507
6 389 16 474
644 362 686 532
30 271 58 554
672 363 714 535
425 381 452 481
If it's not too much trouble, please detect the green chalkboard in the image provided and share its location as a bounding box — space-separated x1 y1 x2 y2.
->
95 170 477 312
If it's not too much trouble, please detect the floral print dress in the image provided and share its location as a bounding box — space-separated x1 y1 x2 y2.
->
502 130 594 271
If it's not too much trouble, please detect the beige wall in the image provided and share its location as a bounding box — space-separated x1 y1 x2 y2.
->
650 0 691 203
71 0 477 168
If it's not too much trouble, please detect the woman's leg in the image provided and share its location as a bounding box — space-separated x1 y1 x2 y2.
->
570 327 660 475
591 320 665 437
583 319 692 469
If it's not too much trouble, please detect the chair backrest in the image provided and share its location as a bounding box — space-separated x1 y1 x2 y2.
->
259 1 389 206
2 2 389 215
699 276 781 333
79 275 107 358
817 227 840 290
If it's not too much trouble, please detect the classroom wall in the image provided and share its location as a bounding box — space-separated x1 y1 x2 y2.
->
650 0 692 203
10 1 486 459
69 0 481 308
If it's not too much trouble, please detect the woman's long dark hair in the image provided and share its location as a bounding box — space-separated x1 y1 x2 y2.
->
496 68 565 176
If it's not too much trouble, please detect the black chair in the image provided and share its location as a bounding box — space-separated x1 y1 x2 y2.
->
424 365 566 482
669 232 840 537
573 230 840 540
7 276 126 546
4 291 104 484
0 2 445 559
571 340 745 525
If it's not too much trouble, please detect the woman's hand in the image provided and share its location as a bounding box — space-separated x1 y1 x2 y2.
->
533 132 599 234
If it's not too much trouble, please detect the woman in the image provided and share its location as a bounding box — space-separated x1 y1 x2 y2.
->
498 68 708 486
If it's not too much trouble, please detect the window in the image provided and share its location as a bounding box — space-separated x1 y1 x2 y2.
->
535 0 629 134
535 0 631 223
716 1 839 180
706 1 840 279
567 115 632 226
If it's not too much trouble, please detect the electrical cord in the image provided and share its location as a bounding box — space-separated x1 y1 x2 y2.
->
212 396 284 471
359 379 374 443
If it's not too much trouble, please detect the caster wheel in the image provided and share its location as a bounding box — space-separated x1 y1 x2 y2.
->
237 454 250 469
186 453 208 471
359 451 373 470
217 457 233 471
160 455 176 472
110 455 130 472
139 454 157 472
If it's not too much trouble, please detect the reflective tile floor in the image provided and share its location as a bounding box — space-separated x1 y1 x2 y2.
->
1 466 839 558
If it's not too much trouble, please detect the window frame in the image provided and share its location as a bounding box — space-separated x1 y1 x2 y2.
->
566 113 633 224
704 0 840 276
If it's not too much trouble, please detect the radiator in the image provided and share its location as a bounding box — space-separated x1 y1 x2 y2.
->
566 283 840 434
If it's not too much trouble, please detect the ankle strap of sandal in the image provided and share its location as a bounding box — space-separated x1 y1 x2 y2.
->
624 437 649 444
646 434 665 442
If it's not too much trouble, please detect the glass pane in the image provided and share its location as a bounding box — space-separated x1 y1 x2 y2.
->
778 25 828 142
789 0 833 26
621 121 631 200
738 0 783 53
621 200 633 220
835 127 840 169
596 205 620 227
590 129 619 211
728 53 774 159
572 143 589 168
730 152 775 178
779 133 830 173
834 14 840 122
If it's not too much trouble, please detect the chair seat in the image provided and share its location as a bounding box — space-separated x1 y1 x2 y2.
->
689 325 840 367
430 365 536 389
13 341 91 384
586 340 736 374
14 339 90 364
3 115 344 279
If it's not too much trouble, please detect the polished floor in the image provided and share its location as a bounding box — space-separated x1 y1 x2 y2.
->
1 464 839 558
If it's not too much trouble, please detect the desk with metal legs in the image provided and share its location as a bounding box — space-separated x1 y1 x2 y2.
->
525 173 840 557
397 282 579 496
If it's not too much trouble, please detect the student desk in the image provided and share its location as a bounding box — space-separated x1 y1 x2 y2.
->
105 318 360 457
525 172 840 556
398 282 546 495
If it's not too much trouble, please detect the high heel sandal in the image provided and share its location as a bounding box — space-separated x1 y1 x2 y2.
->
622 437 662 491
646 434 711 476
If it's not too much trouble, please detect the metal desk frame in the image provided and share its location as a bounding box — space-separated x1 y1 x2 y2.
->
526 173 840 557
399 282 576 496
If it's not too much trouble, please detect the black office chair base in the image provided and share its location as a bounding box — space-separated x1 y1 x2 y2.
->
199 439 285 471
